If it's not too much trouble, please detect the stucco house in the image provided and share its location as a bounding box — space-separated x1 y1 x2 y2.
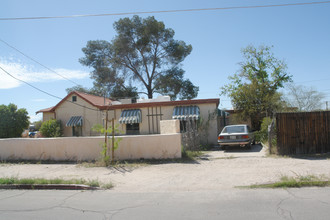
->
37 91 220 144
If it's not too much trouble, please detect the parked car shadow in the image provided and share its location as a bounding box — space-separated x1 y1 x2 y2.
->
221 144 263 153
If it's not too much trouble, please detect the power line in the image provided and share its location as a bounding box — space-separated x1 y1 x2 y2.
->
0 1 329 21
0 65 100 112
0 38 80 86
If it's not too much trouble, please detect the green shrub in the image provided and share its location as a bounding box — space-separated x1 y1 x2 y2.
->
254 117 273 142
0 103 29 138
40 119 63 137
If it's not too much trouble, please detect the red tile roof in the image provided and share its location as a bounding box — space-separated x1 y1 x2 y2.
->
100 98 220 110
36 91 220 114
36 91 114 114
36 106 55 114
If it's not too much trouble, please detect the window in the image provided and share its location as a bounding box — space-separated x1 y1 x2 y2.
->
180 119 198 133
223 126 245 134
72 96 77 102
126 123 139 135
72 126 82 136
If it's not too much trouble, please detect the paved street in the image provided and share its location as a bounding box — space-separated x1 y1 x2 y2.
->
0 188 330 220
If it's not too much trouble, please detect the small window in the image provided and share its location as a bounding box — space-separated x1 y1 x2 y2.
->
180 119 198 133
72 96 77 102
72 126 82 137
126 123 139 135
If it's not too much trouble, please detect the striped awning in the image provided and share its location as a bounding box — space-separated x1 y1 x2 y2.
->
66 116 83 127
119 109 142 124
172 106 200 121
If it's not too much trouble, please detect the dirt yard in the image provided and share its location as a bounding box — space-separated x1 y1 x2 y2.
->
1 144 329 192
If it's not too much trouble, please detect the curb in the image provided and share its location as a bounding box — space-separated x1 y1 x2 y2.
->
0 184 100 190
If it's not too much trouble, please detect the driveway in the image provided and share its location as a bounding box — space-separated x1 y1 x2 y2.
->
203 143 267 159
0 144 329 192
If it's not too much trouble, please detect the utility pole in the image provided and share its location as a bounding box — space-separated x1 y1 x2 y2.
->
104 110 108 158
326 101 328 111
111 118 115 163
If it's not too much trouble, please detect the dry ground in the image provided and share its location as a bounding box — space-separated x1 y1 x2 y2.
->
1 144 329 192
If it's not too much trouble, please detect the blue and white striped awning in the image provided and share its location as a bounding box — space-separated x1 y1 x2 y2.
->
172 106 200 121
119 109 142 124
66 116 83 127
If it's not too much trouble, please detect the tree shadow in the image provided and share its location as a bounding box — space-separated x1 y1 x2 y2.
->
284 153 330 161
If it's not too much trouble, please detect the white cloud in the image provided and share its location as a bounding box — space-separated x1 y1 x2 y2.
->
29 114 42 123
0 59 89 89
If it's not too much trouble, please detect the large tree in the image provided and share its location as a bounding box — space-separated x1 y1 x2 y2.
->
79 15 198 100
66 84 139 100
221 45 292 129
284 84 325 111
0 103 29 138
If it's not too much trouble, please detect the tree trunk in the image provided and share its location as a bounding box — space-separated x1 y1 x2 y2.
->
147 87 153 99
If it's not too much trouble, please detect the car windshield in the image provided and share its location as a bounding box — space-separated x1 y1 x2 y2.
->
223 126 245 134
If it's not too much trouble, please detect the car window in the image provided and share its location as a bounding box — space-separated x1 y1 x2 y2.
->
223 126 245 133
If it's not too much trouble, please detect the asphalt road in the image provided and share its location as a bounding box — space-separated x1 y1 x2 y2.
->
0 188 329 220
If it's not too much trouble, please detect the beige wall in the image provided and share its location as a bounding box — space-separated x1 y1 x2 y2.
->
43 112 55 122
110 103 218 144
160 120 180 134
0 133 181 161
42 97 218 144
55 94 103 137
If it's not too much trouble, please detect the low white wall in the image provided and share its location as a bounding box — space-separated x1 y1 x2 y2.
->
0 134 181 161
160 120 180 134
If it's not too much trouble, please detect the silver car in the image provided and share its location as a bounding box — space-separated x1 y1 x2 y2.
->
218 124 255 149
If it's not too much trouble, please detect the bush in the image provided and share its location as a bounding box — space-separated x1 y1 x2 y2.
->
33 120 43 131
0 103 29 138
40 119 63 137
255 117 273 142
255 117 277 148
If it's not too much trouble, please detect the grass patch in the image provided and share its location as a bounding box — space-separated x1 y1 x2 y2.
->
0 177 113 189
79 150 204 168
182 150 204 160
213 156 237 160
246 175 330 189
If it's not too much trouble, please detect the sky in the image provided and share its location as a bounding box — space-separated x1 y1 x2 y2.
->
1 0 330 122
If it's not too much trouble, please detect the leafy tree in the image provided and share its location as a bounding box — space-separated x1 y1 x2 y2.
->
33 120 43 131
66 85 103 96
40 119 63 137
0 103 29 138
66 84 139 100
221 45 292 129
79 15 198 100
284 84 325 111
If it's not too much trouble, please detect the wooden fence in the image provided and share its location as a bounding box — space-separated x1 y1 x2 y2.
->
276 111 330 155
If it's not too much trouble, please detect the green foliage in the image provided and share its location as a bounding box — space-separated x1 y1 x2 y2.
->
0 177 113 189
79 15 197 100
40 119 63 137
247 175 330 188
221 45 292 129
255 117 272 142
154 67 199 100
181 147 203 160
33 120 43 131
0 103 29 138
66 84 139 100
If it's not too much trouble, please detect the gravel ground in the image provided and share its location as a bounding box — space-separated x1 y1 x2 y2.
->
1 144 329 192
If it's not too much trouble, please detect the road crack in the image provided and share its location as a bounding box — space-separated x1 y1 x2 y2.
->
276 196 294 220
